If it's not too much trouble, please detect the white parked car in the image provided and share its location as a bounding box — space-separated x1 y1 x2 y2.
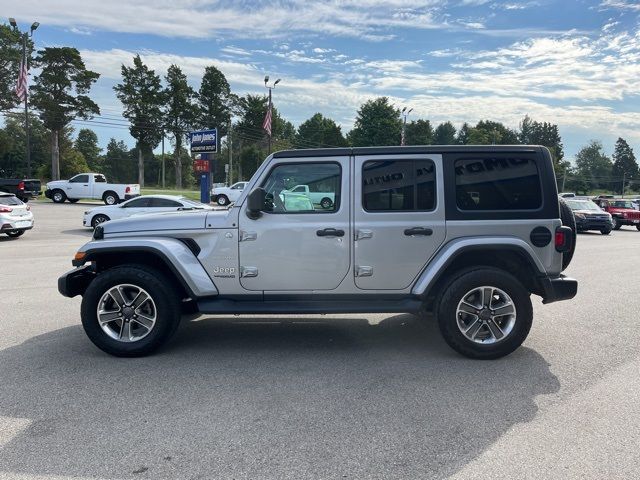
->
210 182 247 206
83 195 212 228
45 173 140 205
0 192 34 238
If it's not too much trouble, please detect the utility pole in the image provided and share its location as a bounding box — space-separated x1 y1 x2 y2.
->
401 107 412 146
9 18 39 178
161 131 165 188
622 172 626 197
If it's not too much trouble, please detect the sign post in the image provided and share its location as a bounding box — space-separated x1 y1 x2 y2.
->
190 129 217 204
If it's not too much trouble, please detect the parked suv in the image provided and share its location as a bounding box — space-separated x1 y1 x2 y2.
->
593 198 640 230
59 146 577 359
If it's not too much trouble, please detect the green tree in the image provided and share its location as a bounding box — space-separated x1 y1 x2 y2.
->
348 97 401 147
473 120 519 144
74 128 101 171
30 47 100 180
164 64 196 188
456 122 472 145
0 113 48 177
297 113 348 148
102 138 132 183
234 94 292 153
197 65 234 137
114 55 164 187
519 116 564 164
238 144 263 181
0 24 33 110
404 119 433 146
611 137 639 194
575 140 613 190
433 121 457 145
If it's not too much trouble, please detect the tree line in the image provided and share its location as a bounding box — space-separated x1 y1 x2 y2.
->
0 24 638 194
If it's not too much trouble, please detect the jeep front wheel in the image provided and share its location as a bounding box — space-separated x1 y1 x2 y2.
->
612 216 622 230
80 265 181 357
436 268 533 360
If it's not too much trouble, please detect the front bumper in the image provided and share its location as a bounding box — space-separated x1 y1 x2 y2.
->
58 265 96 298
540 275 578 304
576 217 612 231
44 189 52 199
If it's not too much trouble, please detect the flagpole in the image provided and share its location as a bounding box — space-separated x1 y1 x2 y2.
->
23 38 31 178
267 87 272 155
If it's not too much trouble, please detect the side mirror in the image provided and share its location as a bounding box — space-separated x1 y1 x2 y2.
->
246 187 266 220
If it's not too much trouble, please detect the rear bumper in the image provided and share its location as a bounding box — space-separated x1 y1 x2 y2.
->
58 265 96 298
124 193 140 200
540 275 578 304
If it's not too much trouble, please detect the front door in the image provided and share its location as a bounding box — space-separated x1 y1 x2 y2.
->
67 174 90 198
353 154 446 290
239 158 350 291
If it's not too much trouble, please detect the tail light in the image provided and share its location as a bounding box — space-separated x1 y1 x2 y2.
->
0 206 12 213
555 226 573 253
18 181 24 191
125 186 131 193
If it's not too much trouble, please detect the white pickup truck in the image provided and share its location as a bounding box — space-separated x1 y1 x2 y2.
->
282 184 335 209
44 173 140 205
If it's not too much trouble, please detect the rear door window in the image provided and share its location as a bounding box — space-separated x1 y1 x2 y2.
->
362 159 436 212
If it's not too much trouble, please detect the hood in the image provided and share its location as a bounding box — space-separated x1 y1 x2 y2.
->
573 209 607 215
99 208 236 236
46 180 69 188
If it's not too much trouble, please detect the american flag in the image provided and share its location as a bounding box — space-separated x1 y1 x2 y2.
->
15 56 28 102
262 102 272 136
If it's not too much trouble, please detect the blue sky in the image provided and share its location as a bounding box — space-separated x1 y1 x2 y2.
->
6 0 640 160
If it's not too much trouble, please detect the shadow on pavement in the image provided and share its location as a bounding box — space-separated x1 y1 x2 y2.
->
0 314 559 479
60 228 93 237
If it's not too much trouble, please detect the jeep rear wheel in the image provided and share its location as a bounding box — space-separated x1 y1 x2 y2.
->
80 265 181 357
436 268 533 359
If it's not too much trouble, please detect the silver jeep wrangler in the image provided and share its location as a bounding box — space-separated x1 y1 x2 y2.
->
59 146 577 359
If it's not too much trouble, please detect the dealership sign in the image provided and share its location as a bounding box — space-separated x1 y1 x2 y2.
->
190 129 217 153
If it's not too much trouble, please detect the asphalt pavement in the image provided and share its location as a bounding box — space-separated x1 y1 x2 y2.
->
0 200 638 479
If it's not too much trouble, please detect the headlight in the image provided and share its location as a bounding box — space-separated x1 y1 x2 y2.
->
84 211 91 214
574 213 585 219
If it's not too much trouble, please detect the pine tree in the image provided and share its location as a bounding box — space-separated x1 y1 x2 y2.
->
347 97 401 147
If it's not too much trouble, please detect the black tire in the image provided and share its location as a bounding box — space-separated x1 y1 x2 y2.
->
51 189 66 203
216 195 229 206
103 191 119 205
320 197 333 209
558 197 576 271
5 230 25 238
68 198 80 203
612 216 622 230
91 214 110 228
436 267 533 360
601 228 612 235
80 265 181 357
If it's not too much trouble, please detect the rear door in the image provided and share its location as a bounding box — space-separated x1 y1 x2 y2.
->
353 154 446 290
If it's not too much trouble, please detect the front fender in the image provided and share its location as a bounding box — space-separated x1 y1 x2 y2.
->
73 237 218 298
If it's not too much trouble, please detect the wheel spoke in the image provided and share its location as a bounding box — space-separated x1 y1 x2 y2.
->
464 318 483 340
108 287 126 308
486 319 505 340
493 303 515 316
482 287 494 308
132 314 154 330
98 310 120 325
458 301 479 316
130 291 149 309
119 320 132 341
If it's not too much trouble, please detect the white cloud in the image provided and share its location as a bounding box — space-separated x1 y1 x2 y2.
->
600 0 640 11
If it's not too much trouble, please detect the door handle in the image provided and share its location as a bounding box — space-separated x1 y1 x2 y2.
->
316 228 345 237
404 227 433 236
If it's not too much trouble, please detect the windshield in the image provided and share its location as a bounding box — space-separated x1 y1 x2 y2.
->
611 201 635 209
567 200 601 211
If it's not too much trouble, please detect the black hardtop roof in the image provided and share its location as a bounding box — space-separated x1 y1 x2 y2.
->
272 145 544 158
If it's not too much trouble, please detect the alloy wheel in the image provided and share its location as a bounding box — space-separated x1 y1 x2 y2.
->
96 284 157 342
456 286 517 344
